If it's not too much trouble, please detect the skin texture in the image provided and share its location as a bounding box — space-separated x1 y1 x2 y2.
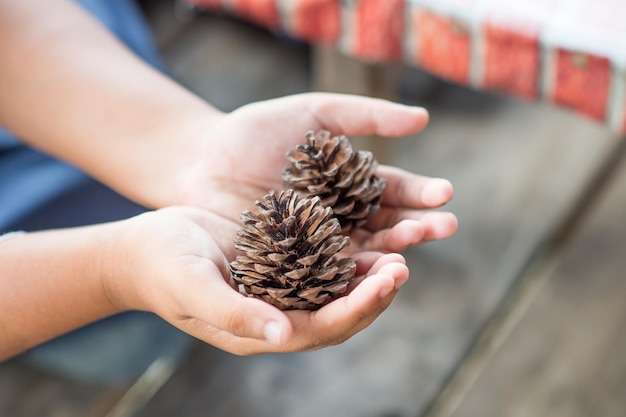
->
0 0 458 359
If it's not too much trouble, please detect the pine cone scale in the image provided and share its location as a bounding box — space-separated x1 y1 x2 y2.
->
284 267 310 280
332 200 355 215
306 183 331 194
335 175 353 188
346 204 372 220
276 237 298 251
297 286 322 300
319 240 347 257
325 281 350 295
336 258 357 274
266 287 293 298
267 253 295 263
254 264 278 275
315 265 339 281
304 212 335 240
297 252 320 266
346 177 371 197
249 286 268 295
239 273 264 284
320 195 340 207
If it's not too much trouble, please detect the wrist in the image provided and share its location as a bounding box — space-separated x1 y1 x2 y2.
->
166 110 229 207
140 106 227 209
98 218 140 312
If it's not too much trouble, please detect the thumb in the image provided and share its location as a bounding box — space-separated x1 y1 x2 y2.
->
172 263 292 345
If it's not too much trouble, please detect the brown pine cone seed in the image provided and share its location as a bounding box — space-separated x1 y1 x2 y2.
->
230 189 356 311
282 130 386 233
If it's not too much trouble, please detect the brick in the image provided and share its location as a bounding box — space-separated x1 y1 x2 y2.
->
483 22 540 100
413 9 471 85
230 0 280 30
552 49 611 122
290 0 341 44
353 0 404 61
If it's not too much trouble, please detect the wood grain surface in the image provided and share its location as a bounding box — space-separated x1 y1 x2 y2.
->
448 139 626 417
0 360 127 417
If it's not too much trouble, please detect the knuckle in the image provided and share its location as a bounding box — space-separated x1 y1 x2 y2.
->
225 311 249 337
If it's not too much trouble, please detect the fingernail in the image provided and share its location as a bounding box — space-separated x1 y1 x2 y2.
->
264 321 282 345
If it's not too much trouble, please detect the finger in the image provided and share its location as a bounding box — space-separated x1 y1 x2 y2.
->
368 252 408 272
189 257 409 355
337 261 410 334
377 165 454 209
359 213 457 252
303 93 429 137
354 219 425 253
298 273 396 348
351 251 387 276
365 208 458 240
179 274 396 355
303 260 410 343
177 318 269 356
350 252 407 287
365 207 420 231
419 211 459 242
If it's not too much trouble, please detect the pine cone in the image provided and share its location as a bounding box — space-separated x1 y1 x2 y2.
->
230 189 356 311
282 130 386 233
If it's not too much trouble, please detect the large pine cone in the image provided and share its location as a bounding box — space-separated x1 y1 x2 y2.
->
230 189 356 311
282 130 386 233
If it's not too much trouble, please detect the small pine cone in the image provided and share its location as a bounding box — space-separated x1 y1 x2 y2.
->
230 189 356 311
282 130 387 234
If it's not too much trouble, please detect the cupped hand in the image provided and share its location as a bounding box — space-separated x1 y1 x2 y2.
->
105 206 411 355
178 93 457 254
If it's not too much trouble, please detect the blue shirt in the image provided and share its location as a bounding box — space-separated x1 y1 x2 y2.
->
0 0 162 232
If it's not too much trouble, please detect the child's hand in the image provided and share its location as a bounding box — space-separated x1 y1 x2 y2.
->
177 93 457 253
104 207 411 354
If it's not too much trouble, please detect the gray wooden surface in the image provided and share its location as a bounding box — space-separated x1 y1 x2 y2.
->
1 2 625 417
0 360 127 417
448 141 626 417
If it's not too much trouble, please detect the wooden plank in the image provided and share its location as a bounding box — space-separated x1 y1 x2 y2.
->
0 360 128 417
446 143 626 417
133 11 623 416
376 91 622 417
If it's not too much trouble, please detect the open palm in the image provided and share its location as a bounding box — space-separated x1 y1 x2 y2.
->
114 206 411 354
178 93 457 254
